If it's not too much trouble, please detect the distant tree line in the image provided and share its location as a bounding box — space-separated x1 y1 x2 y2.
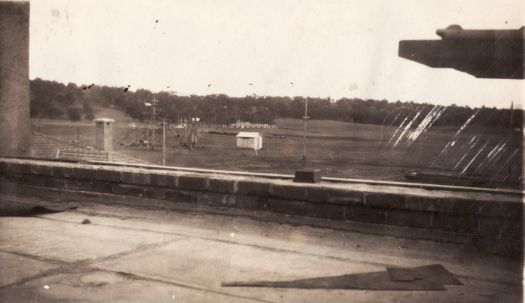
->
30 78 522 129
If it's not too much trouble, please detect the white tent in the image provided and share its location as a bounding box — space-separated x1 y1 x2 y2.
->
236 132 262 150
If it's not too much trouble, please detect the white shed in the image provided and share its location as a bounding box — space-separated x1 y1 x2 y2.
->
236 132 262 150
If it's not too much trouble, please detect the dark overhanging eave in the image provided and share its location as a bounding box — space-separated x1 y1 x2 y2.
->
398 26 525 79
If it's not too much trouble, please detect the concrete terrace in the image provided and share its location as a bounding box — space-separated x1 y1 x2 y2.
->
0 177 523 302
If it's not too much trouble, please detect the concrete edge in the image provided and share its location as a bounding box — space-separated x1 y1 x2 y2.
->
0 158 523 257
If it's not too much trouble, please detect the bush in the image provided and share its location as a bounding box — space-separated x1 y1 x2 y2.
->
67 107 81 121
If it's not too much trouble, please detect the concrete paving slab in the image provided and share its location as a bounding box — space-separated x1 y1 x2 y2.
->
0 217 183 262
0 195 521 302
0 251 57 287
0 271 259 303
94 238 522 303
39 206 521 286
95 237 383 288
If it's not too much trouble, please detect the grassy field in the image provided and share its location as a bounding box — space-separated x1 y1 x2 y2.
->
32 112 523 188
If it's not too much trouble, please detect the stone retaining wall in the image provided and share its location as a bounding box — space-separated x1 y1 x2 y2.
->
0 158 522 257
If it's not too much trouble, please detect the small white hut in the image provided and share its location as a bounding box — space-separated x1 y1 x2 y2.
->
236 132 262 150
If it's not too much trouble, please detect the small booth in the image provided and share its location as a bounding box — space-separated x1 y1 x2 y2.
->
95 118 114 152
236 132 262 150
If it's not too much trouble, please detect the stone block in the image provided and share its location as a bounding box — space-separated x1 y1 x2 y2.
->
431 198 457 214
309 202 346 220
450 199 479 215
96 169 121 183
66 179 93 191
9 163 30 174
22 174 44 186
29 164 53 176
307 187 363 205
3 173 22 182
43 177 67 189
404 196 437 212
217 194 237 207
304 187 327 203
235 196 268 211
479 201 523 219
344 205 387 224
237 180 271 197
75 167 98 180
91 181 113 194
144 187 166 200
385 209 433 228
267 199 344 220
0 162 8 176
271 184 307 200
111 184 144 197
165 190 197 203
477 217 523 240
365 193 405 209
194 191 227 206
431 213 477 233
437 198 517 218
267 199 311 217
476 236 523 258
150 173 170 187
51 166 75 178
121 171 150 185
208 178 236 194
177 175 208 191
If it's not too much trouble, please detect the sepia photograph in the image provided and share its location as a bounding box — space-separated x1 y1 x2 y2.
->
0 0 523 302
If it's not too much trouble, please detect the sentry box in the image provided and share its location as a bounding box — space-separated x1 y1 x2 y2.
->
95 118 115 152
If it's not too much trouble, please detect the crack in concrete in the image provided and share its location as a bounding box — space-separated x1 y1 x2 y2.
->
0 250 276 303
89 268 278 303
87 239 185 264
0 238 184 290
0 249 68 266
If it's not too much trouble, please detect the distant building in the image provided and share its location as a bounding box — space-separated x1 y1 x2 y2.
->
236 132 262 150
227 121 275 129
230 121 252 128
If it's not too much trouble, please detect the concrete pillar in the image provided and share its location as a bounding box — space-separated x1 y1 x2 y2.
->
95 118 115 152
0 1 30 157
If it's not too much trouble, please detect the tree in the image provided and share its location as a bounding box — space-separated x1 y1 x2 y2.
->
28 78 521 129
67 107 81 121
83 102 95 121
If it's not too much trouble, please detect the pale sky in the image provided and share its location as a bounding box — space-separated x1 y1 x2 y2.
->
30 0 524 108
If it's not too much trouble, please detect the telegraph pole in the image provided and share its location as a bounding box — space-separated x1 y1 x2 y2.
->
302 97 309 161
162 120 167 166
146 128 149 149
151 97 158 149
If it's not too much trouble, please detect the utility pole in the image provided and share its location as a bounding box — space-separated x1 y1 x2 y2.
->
162 120 167 166
302 97 309 161
151 97 159 149
146 128 149 149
